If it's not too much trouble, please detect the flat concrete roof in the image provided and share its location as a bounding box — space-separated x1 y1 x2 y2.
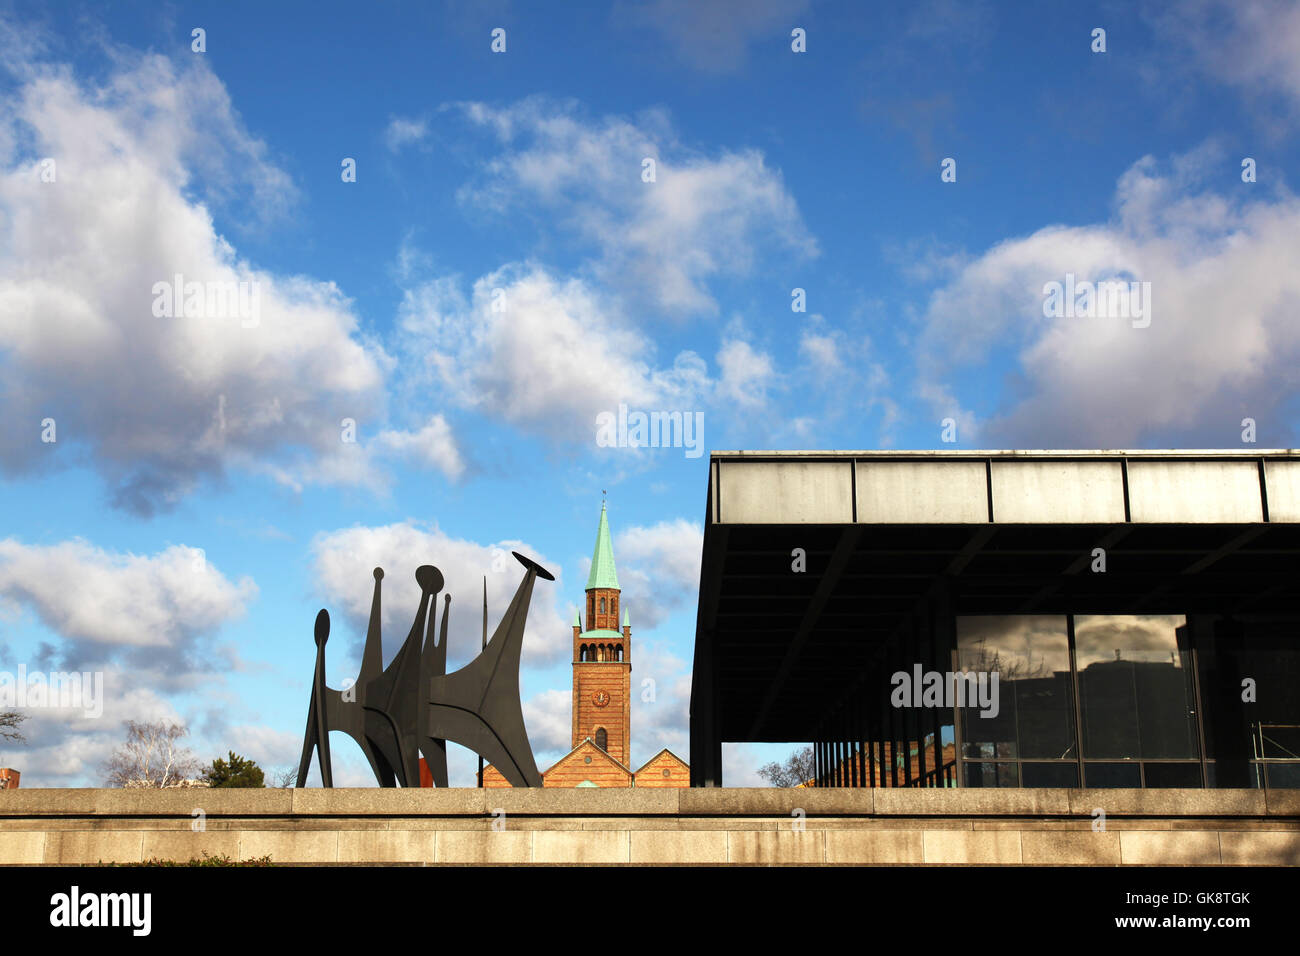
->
708 450 1300 526
713 449 1300 457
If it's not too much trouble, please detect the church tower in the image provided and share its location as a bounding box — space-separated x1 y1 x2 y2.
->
571 502 632 765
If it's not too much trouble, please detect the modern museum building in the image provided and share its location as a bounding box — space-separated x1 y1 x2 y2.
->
690 450 1300 791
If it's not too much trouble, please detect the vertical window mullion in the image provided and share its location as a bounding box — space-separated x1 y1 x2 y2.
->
1068 614 1087 788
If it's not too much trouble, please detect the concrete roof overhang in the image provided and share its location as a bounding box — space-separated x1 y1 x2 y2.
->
692 450 1300 743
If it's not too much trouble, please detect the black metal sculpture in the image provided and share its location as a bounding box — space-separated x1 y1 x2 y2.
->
297 551 552 787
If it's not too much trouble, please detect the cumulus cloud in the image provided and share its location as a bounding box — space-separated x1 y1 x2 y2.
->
453 97 817 315
0 538 256 671
221 724 303 773
521 687 574 758
398 262 773 445
0 536 259 785
914 146 1300 447
0 45 405 514
310 521 569 668
2 680 202 786
373 415 465 481
629 639 692 768
612 518 703 630
715 337 776 408
723 743 773 787
1146 0 1300 118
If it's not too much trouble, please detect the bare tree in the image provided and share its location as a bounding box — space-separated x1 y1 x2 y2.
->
101 720 205 788
268 765 297 788
1 711 27 743
757 745 817 787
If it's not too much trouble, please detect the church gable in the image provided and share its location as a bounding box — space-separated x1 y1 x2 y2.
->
633 749 690 788
479 763 512 788
543 738 633 788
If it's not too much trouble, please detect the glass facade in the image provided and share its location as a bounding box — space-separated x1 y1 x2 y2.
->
1233 625 1300 788
809 611 1300 790
956 614 1300 788
959 615 1077 787
1074 614 1201 786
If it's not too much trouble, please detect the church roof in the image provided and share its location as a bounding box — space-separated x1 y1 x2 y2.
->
543 735 634 777
576 628 623 640
633 748 690 774
488 742 687 784
585 501 620 591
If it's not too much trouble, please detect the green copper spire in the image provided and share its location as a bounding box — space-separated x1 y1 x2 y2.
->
585 501 620 591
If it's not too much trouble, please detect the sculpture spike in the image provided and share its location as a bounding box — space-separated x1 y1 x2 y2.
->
422 552 550 787
419 591 452 788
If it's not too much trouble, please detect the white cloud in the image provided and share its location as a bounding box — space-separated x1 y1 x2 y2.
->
521 688 573 757
310 521 569 668
1147 0 1300 116
399 262 711 442
0 538 255 659
2 681 201 786
454 98 817 315
0 47 396 514
796 321 899 440
373 415 465 481
629 639 692 768
0 535 259 786
384 115 429 152
915 147 1300 447
716 337 776 407
613 518 703 630
722 742 775 787
222 725 302 773
397 261 784 450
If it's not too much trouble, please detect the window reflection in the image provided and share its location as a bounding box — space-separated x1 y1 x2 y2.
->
954 614 1212 788
1075 615 1198 761
957 616 1074 761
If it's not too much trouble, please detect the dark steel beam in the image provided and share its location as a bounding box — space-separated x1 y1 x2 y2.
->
745 526 864 740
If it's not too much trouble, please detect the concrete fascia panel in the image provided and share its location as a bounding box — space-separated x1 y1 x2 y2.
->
1127 460 1264 523
856 460 988 523
990 460 1126 523
1263 460 1300 522
717 460 853 524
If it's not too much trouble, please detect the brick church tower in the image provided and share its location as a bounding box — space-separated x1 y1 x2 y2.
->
479 500 689 787
570 502 632 765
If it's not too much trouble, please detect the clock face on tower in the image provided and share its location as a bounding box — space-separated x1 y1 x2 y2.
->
592 691 610 707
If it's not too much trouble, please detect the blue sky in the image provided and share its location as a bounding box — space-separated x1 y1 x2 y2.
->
1 0 1298 786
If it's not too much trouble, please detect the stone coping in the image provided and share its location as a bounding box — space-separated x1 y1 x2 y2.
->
0 788 1294 818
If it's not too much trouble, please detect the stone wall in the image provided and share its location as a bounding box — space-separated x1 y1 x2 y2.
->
1 788 1297 865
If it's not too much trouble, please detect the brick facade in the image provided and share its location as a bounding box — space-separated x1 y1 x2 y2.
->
584 587 622 634
545 739 633 787
632 749 690 788
571 653 631 766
